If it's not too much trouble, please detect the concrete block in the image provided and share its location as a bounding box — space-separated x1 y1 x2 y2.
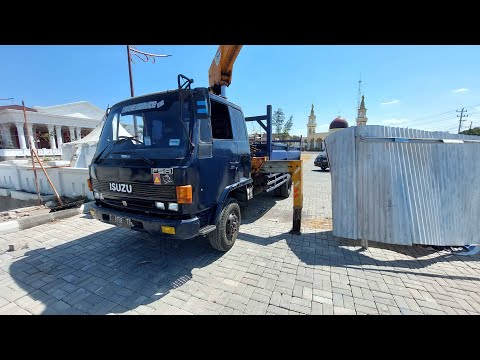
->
0 188 11 196
18 213 54 229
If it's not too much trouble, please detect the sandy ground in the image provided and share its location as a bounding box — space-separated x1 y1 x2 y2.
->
0 206 50 223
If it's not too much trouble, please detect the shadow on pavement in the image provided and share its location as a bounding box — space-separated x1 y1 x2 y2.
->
240 191 280 225
8 190 288 315
9 224 222 315
238 230 480 282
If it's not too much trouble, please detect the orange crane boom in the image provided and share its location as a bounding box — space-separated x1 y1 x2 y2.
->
208 45 242 97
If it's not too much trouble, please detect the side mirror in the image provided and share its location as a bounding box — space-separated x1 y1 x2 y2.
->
193 88 211 119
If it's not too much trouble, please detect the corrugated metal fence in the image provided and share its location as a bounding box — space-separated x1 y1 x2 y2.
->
325 125 480 246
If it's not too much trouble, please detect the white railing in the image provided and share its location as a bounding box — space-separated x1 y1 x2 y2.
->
0 148 62 158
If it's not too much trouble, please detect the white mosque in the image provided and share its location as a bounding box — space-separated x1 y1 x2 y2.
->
304 95 368 150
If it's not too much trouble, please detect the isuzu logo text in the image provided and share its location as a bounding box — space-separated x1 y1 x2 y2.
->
109 183 132 193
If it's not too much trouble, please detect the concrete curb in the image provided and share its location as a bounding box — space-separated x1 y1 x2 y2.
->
0 201 95 236
0 221 20 235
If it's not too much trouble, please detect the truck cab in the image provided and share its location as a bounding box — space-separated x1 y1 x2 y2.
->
89 76 298 251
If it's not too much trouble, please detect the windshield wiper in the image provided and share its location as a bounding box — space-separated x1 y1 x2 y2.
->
111 151 154 166
92 137 134 163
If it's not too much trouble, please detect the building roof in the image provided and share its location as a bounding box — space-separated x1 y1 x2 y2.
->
329 116 349 129
0 105 37 112
33 101 104 119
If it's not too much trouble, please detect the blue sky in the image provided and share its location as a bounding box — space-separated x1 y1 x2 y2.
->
1 45 480 136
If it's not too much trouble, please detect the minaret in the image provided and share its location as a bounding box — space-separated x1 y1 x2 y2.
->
356 95 368 126
307 104 317 135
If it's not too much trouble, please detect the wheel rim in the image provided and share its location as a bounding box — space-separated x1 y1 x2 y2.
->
226 211 239 243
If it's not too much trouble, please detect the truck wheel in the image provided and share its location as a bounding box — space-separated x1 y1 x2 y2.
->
279 174 292 198
208 199 241 252
321 167 327 171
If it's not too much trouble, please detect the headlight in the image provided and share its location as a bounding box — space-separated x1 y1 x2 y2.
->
155 201 165 210
94 191 104 200
168 203 179 211
89 165 97 180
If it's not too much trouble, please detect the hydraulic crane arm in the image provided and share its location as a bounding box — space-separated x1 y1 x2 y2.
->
208 45 242 97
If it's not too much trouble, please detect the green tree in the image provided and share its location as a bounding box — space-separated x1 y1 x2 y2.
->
272 108 285 136
283 115 293 139
460 127 480 136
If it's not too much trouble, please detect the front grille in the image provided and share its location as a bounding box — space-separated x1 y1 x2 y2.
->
92 179 176 201
103 198 155 210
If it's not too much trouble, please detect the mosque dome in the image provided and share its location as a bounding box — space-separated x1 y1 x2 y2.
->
329 116 349 130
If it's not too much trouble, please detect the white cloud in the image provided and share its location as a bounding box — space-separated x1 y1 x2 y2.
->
452 88 469 93
381 100 400 105
381 118 409 126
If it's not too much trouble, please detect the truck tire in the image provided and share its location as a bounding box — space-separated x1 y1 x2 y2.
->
321 167 327 171
208 198 241 252
279 174 292 198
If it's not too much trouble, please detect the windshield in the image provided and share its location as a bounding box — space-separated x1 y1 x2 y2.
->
94 92 191 161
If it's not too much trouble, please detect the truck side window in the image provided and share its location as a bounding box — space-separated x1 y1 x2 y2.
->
229 108 248 141
210 100 233 140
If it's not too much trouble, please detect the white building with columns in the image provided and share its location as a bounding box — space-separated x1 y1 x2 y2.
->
0 101 104 160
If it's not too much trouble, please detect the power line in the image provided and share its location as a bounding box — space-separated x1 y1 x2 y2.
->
399 102 480 127
0 97 14 104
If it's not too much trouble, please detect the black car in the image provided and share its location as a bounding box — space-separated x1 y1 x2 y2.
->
314 154 329 171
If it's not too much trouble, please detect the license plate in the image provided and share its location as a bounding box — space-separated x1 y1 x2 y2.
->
110 215 132 228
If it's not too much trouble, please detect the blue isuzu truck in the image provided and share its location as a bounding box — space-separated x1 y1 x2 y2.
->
88 75 301 251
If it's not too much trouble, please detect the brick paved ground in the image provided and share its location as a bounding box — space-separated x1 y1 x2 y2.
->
0 152 479 315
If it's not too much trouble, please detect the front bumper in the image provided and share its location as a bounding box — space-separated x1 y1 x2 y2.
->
89 204 200 239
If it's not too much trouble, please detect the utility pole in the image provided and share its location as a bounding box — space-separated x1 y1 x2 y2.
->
126 45 172 97
457 108 468 133
126 46 135 97
125 45 172 138
469 121 472 130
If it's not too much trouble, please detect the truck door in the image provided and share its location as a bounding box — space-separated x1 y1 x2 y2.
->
208 100 239 199
229 107 251 180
